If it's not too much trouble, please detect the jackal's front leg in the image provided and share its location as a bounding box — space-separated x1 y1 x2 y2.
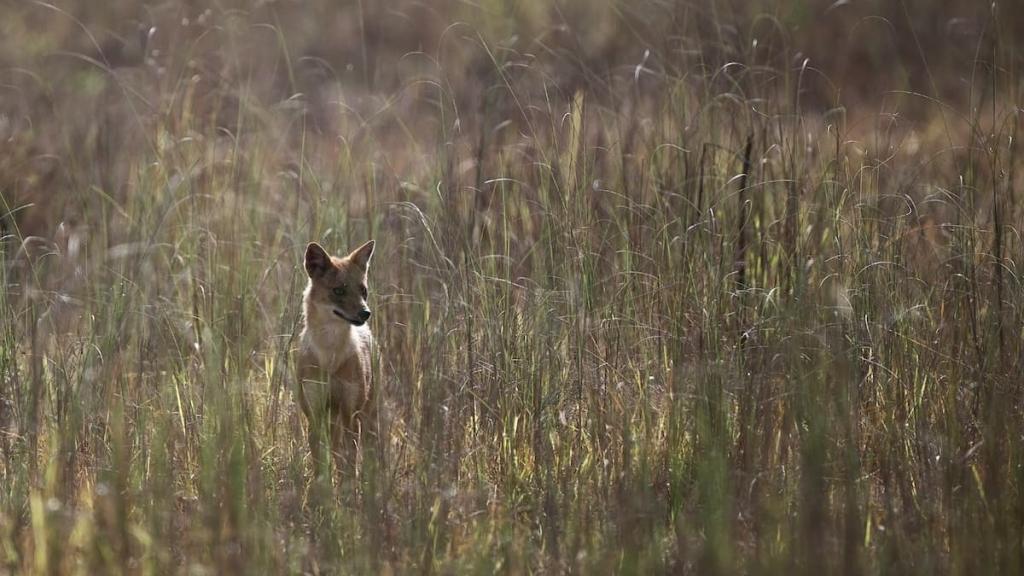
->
297 367 333 477
330 403 359 467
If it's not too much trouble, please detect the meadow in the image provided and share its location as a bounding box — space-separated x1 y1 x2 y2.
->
1 0 1023 573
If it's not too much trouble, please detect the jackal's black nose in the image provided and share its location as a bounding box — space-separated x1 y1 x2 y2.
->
358 309 371 322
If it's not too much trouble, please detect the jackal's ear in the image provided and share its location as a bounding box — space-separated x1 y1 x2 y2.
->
348 240 375 270
304 242 331 278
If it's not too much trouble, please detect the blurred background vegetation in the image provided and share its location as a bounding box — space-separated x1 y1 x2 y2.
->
2 0 1021 235
1 0 1023 574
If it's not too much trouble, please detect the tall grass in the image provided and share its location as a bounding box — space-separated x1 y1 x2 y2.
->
1 0 1023 573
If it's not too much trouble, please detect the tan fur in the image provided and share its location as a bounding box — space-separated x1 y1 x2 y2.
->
295 240 375 469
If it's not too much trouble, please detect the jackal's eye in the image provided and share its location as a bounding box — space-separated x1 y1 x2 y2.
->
359 284 367 298
332 286 346 297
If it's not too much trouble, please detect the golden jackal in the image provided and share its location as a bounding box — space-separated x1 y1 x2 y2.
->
295 240 375 468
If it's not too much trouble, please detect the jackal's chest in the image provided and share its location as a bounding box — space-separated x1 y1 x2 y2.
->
297 323 372 408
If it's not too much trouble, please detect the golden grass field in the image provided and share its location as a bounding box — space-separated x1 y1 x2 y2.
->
2 0 1023 573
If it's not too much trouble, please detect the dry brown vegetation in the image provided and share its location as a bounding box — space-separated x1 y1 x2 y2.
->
2 0 1024 573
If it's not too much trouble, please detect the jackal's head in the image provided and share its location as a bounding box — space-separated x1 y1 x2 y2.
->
303 240 375 326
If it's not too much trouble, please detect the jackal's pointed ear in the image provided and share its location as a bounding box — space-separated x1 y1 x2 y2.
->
304 242 331 278
348 240 375 270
